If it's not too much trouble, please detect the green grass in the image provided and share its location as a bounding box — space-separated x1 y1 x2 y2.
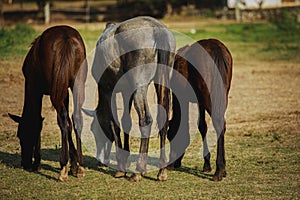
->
1 20 300 62
0 23 38 61
181 22 300 62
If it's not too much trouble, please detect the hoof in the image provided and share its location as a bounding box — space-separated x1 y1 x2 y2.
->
212 170 226 182
58 165 69 182
202 165 212 173
32 162 41 172
129 173 142 182
157 168 168 181
76 166 85 178
115 171 126 178
167 161 181 170
71 164 85 178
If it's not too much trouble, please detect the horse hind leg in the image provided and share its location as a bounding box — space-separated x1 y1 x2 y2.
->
60 92 84 179
154 83 171 181
198 105 212 173
129 86 152 182
57 104 70 182
212 116 226 181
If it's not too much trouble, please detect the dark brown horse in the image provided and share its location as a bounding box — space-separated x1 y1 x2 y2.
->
8 25 87 182
168 39 232 181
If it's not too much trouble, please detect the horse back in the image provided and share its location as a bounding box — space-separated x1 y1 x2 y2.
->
22 26 86 108
196 39 232 94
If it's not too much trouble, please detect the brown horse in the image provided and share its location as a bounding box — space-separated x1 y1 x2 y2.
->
167 39 232 181
8 25 87 182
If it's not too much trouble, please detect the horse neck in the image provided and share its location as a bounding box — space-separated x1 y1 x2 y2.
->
21 81 43 121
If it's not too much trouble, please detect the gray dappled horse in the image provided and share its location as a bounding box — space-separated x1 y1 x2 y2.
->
89 16 176 182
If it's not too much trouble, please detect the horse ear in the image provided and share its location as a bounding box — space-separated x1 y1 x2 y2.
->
105 22 115 29
8 113 22 123
82 108 96 117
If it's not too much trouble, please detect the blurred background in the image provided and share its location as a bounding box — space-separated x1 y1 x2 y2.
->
0 0 300 25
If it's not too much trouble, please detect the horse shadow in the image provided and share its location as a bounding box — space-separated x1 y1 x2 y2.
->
170 166 214 181
0 149 113 180
0 149 166 181
85 151 167 181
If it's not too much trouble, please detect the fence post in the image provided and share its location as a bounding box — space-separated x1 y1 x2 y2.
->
85 0 90 23
0 0 3 27
44 2 50 24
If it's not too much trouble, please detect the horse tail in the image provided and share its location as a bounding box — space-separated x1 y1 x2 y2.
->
205 39 232 123
154 28 174 130
51 36 75 110
210 39 233 95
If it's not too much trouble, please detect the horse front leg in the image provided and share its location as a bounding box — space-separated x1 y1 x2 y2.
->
32 130 41 171
20 82 44 171
32 94 43 172
108 93 126 178
121 93 133 169
167 93 190 170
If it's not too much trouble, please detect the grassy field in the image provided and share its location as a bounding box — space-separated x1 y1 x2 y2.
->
0 18 299 199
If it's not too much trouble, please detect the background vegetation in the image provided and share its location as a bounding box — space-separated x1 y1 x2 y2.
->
1 14 299 61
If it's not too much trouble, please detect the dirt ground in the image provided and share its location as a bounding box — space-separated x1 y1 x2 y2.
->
1 51 299 154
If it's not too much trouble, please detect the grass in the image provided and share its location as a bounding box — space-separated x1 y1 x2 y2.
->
0 19 300 199
0 23 38 61
182 22 300 62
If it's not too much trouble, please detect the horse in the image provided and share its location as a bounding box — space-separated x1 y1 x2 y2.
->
89 16 175 182
8 25 87 182
167 39 232 181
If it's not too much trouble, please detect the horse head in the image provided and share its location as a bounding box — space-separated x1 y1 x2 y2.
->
8 113 44 170
82 108 114 165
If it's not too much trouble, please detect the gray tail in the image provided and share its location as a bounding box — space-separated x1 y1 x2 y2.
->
154 28 173 131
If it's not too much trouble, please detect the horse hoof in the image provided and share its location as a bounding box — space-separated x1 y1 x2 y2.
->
202 165 212 173
76 166 85 178
212 170 226 182
58 174 69 182
59 165 69 182
115 171 126 178
71 163 85 178
157 168 168 181
129 173 142 182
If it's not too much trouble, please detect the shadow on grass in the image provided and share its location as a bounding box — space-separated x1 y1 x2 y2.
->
0 148 115 180
171 166 214 180
0 150 206 182
85 152 167 181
